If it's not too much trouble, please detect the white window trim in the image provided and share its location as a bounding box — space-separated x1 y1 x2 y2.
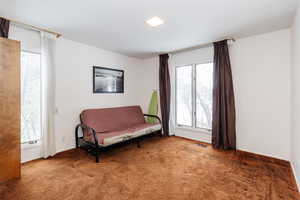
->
175 62 213 133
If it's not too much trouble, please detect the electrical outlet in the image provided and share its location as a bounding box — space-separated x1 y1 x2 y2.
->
55 107 59 114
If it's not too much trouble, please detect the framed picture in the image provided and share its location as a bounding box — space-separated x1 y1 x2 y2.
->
93 66 124 93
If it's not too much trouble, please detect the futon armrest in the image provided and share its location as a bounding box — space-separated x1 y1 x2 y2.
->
75 124 99 145
143 114 161 124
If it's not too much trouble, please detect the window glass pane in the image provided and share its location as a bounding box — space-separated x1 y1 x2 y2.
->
176 66 192 126
21 52 41 143
196 63 213 129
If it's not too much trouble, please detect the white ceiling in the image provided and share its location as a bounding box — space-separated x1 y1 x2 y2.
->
0 0 297 58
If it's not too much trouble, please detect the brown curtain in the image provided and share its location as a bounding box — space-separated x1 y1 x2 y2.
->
0 18 10 38
159 54 171 136
212 40 236 150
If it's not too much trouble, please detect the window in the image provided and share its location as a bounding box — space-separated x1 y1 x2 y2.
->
21 51 41 143
176 65 193 126
176 63 213 130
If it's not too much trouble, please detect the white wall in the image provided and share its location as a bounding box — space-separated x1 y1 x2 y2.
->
231 29 291 160
136 57 160 113
291 1 300 189
54 38 144 153
142 29 291 160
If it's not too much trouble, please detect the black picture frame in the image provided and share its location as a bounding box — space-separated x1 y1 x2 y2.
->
93 66 124 93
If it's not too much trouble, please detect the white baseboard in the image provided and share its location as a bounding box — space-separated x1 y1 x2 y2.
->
291 162 300 191
56 144 75 154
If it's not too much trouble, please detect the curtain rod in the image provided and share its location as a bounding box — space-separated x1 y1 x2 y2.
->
2 17 62 38
168 38 235 55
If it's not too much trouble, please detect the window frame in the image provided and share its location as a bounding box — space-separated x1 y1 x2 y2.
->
20 50 42 144
175 62 213 133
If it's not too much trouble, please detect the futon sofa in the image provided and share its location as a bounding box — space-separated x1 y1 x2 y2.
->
75 106 162 162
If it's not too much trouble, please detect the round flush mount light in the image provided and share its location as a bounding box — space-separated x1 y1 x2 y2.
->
146 16 164 27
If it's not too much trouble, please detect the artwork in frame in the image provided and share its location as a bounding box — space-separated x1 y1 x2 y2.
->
93 66 124 93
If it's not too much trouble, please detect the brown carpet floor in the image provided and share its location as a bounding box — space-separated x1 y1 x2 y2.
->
0 136 299 200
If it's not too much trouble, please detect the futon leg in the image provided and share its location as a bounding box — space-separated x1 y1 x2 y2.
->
137 139 141 148
95 148 100 163
159 130 163 137
75 138 79 148
75 125 80 148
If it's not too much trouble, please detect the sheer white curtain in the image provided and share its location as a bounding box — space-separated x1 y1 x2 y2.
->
168 54 176 135
41 31 56 158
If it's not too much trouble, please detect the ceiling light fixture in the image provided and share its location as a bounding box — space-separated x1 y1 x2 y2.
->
146 16 164 27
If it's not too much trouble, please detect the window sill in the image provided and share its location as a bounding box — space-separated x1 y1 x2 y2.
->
21 141 41 150
176 126 212 135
